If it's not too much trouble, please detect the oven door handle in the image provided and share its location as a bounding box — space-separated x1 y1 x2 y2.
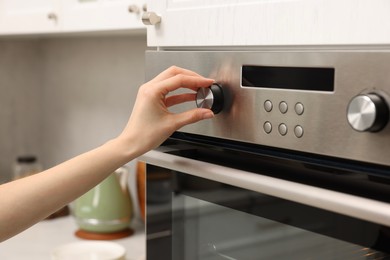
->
139 150 390 226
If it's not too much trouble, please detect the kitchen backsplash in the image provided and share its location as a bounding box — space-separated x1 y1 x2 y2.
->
0 35 147 184
0 39 43 183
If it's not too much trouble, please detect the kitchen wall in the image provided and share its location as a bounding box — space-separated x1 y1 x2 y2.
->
41 35 146 168
0 39 44 184
0 34 147 184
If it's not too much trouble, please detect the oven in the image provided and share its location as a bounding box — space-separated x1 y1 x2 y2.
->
140 50 390 259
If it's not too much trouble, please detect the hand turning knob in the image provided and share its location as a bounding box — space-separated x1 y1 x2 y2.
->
347 93 389 132
196 83 224 114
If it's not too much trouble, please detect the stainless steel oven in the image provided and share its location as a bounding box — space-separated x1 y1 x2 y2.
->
140 50 390 259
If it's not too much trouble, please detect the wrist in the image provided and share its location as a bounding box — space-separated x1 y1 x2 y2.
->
108 134 144 164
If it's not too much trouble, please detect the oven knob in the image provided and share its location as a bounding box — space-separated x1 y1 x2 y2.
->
196 83 224 114
347 94 389 132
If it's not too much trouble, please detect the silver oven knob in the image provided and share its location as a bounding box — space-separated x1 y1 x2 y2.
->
196 83 224 114
347 93 389 132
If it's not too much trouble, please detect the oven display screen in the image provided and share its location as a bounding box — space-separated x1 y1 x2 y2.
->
241 65 334 92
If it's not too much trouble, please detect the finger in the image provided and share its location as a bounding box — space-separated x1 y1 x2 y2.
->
149 66 204 83
172 108 214 129
157 74 214 95
165 93 196 107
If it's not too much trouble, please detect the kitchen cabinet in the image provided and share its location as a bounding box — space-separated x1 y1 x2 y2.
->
144 0 390 47
0 0 61 34
0 0 146 36
62 0 145 33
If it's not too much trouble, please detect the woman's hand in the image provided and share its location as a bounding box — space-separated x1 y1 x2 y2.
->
119 66 215 156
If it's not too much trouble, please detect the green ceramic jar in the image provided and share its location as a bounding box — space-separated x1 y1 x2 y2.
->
73 167 133 233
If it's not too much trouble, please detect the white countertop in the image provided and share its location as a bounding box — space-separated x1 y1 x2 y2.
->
0 215 146 260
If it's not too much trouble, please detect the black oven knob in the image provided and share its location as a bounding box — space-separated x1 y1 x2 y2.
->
347 93 389 132
196 83 224 114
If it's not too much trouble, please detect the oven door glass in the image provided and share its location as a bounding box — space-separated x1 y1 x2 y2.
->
173 175 388 260
144 141 390 260
147 171 389 260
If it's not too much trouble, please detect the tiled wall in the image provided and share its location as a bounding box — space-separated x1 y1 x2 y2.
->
0 35 147 183
0 39 44 183
41 35 147 168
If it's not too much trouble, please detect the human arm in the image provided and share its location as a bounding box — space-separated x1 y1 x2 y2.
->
0 66 215 242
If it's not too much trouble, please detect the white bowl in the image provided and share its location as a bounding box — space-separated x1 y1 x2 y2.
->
51 241 126 260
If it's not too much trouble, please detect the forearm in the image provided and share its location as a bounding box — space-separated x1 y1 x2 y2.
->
0 136 138 242
0 66 215 242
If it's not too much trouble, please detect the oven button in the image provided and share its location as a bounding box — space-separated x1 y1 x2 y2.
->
264 100 273 112
263 121 272 134
196 83 224 114
295 102 304 115
347 94 389 132
294 125 304 138
279 101 288 114
278 123 288 136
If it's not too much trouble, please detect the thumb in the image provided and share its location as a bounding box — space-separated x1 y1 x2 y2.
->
173 108 214 129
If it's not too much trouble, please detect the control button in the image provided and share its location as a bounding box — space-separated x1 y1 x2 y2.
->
278 123 288 136
263 121 272 134
279 101 288 114
264 100 273 112
294 125 304 138
295 102 304 115
347 93 389 132
196 83 224 114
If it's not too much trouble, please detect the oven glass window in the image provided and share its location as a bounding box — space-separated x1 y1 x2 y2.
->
172 192 386 260
147 167 390 260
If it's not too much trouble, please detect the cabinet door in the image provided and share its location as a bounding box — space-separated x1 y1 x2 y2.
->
0 0 61 34
145 0 390 47
62 0 146 33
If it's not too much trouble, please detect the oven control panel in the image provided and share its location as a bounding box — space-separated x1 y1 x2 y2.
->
146 50 390 167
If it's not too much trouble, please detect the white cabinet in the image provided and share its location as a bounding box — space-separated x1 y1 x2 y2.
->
0 0 146 35
0 0 61 34
62 0 145 33
145 0 390 47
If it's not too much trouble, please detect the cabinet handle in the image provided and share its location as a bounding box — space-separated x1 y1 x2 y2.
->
142 12 161 25
140 150 390 227
128 5 140 14
47 12 58 21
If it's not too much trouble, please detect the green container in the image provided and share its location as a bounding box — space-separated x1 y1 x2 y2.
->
73 167 133 233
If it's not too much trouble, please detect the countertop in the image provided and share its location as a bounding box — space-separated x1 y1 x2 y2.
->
0 215 146 260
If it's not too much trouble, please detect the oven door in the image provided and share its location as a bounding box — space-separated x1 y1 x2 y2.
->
141 137 390 260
